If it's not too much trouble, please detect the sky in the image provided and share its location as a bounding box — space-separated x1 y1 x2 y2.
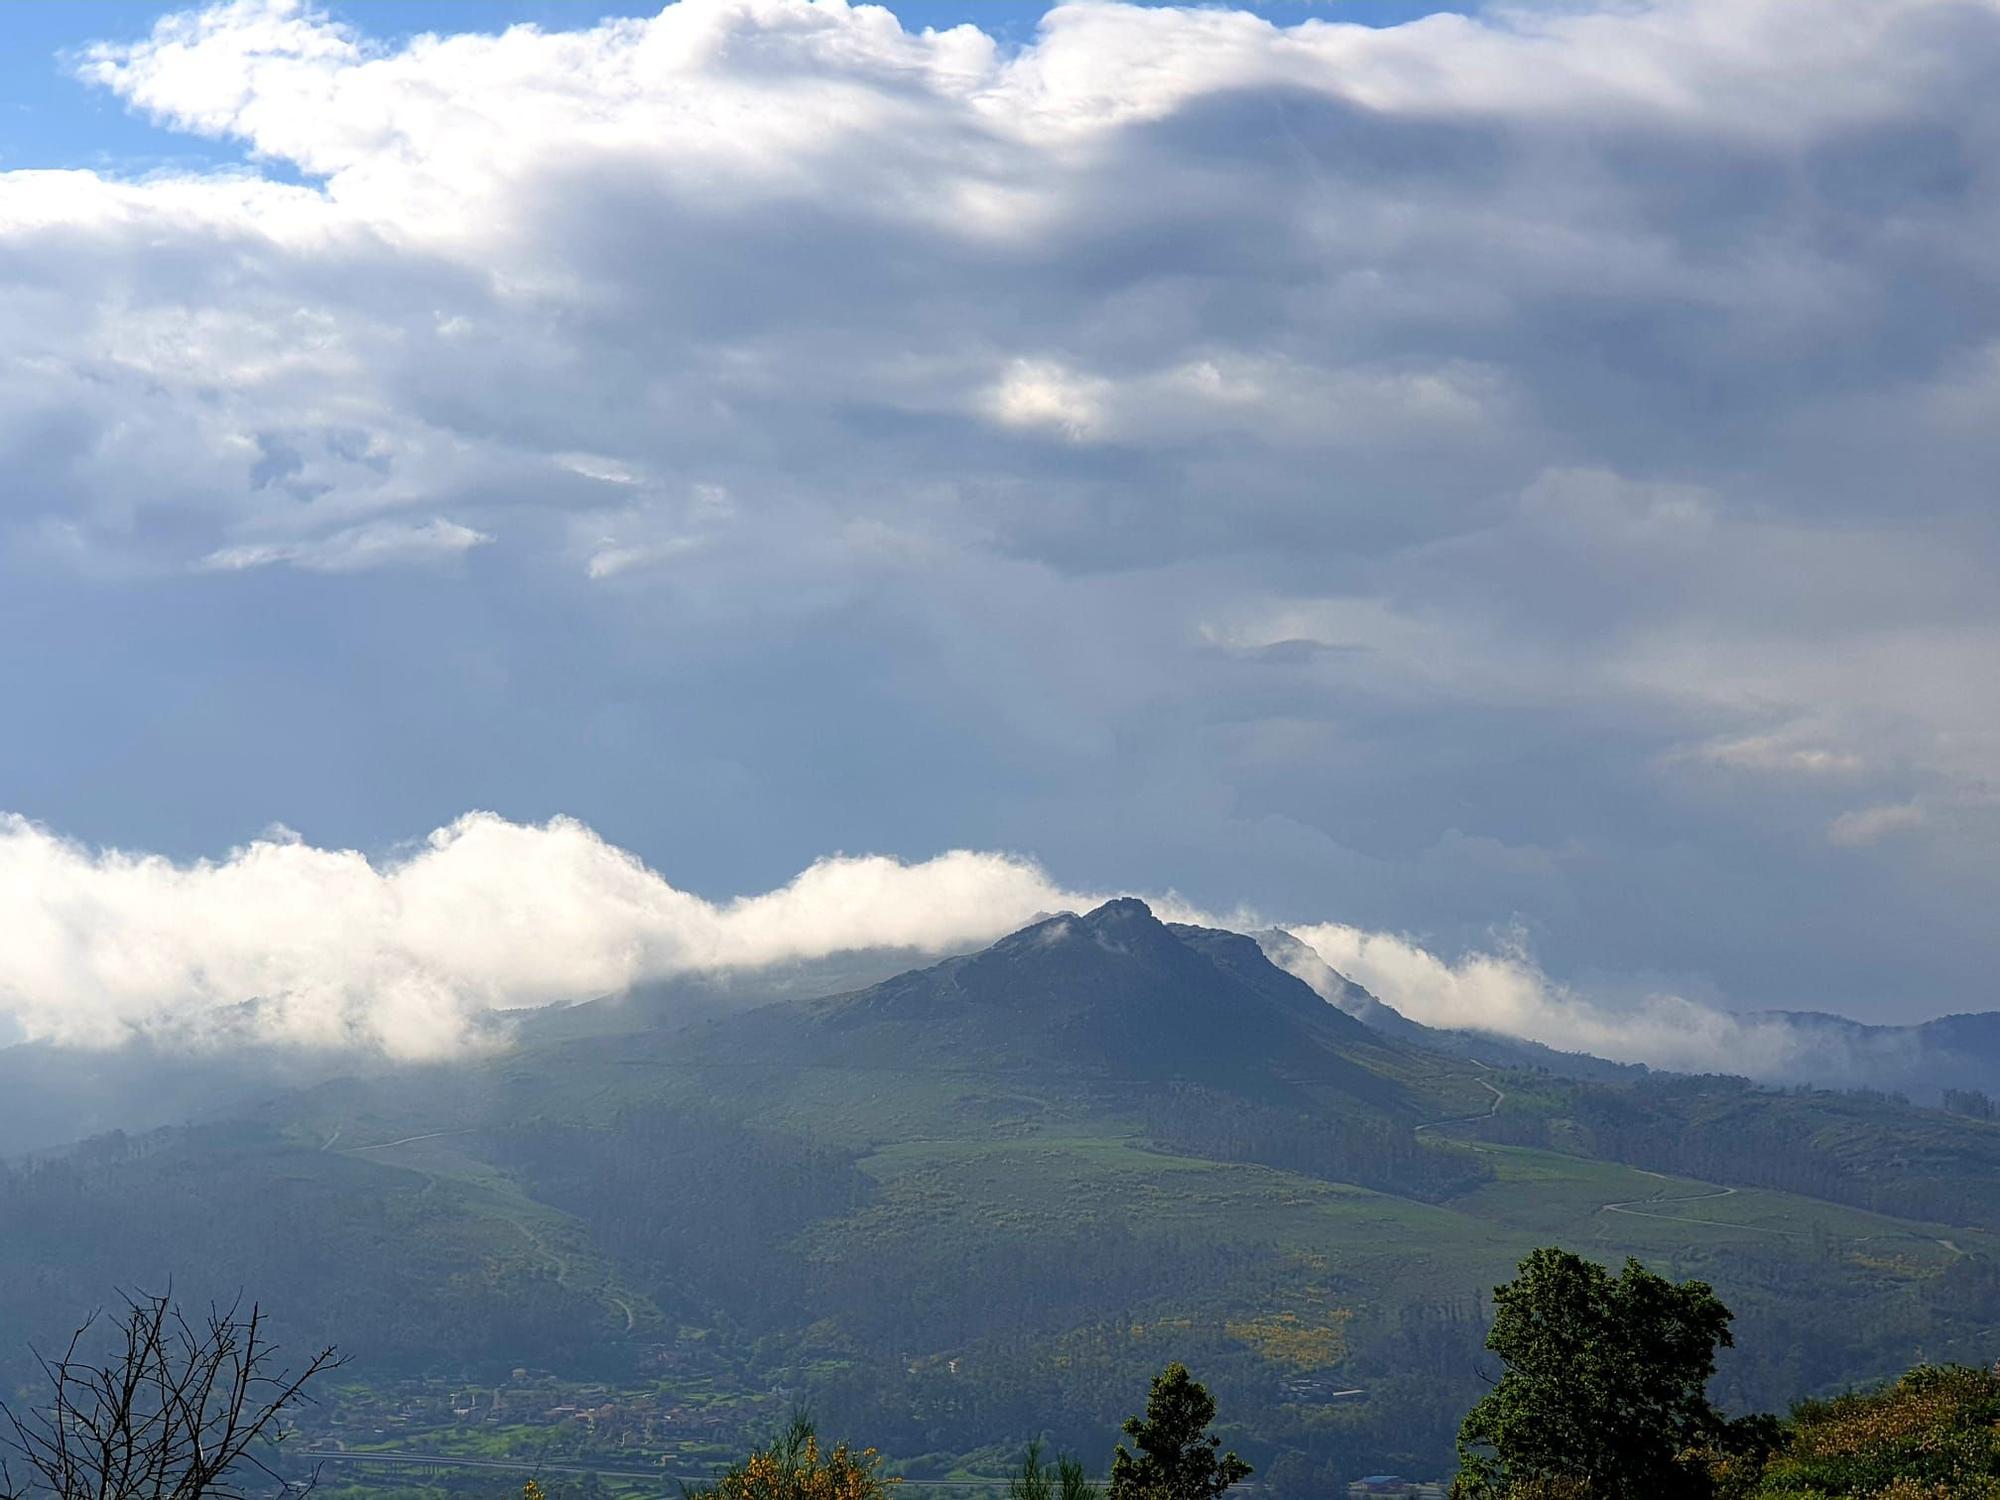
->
1 0 1997 1063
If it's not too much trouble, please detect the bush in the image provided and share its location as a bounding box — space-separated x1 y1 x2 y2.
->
1748 1365 2000 1499
683 1414 897 1500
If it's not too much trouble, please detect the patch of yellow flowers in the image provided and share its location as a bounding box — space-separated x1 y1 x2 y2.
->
712 1431 896 1500
519 1425 897 1500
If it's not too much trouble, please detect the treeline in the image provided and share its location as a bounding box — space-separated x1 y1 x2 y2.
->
1470 1073 2000 1228
782 1293 1499 1492
1944 1087 1996 1120
1141 1085 1492 1201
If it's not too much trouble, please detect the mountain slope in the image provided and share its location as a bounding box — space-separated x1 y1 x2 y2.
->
1258 927 1645 1083
700 898 1430 1114
4 901 2000 1489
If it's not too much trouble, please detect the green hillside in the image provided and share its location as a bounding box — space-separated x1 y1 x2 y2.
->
4 900 1999 1490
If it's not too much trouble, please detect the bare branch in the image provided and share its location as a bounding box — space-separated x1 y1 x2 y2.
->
0 1290 342 1500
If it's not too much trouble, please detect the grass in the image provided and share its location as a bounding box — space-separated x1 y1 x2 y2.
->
340 1131 660 1328
845 1134 1465 1244
799 1130 2000 1328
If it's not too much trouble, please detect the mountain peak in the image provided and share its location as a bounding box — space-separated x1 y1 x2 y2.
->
989 896 1179 962
727 900 1405 1106
1084 896 1155 922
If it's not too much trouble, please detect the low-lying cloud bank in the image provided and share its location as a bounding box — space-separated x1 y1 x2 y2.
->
0 812 1096 1058
0 808 1943 1083
1279 924 1920 1086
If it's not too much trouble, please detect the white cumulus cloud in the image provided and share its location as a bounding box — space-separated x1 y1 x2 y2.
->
0 811 1094 1059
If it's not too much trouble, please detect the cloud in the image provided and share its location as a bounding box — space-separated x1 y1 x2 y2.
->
1670 731 1865 778
0 0 1997 1029
201 517 491 573
1828 801 1928 847
3 789 1880 1086
1277 923 1913 1084
982 359 1111 442
0 791 1963 1086
0 811 1095 1059
26 0 1991 581
577 482 733 580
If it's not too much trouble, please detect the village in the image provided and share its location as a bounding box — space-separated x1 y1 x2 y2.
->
305 1358 787 1472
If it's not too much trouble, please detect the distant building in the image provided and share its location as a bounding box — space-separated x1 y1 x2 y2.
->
1347 1480 1445 1499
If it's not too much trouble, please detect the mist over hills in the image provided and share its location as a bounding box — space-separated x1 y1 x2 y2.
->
1258 928 1646 1085
1735 1009 2000 1104
2 895 1994 1157
5 896 2000 1486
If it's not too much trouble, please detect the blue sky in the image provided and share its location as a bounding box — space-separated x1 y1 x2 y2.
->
1 0 1996 1064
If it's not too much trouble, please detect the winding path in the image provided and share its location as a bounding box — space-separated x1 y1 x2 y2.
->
1597 1180 1798 1237
339 1128 642 1331
1416 1067 1506 1136
345 1128 475 1153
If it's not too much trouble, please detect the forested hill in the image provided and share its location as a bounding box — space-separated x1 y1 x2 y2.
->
3 900 2000 1489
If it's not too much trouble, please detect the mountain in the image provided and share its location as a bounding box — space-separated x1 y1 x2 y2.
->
1742 1008 2000 1103
705 898 1420 1111
4 899 2000 1492
1259 927 2000 1098
1255 928 1429 1039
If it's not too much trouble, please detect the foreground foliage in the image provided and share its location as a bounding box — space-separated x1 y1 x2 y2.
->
0 1290 340 1500
1451 1247 2000 1499
1107 1363 1250 1500
683 1413 896 1500
1009 1439 1099 1500
1454 1249 1742 1499
1742 1364 2000 1499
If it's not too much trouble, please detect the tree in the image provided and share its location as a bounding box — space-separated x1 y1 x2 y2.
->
1943 1088 1995 1121
1454 1248 1738 1500
1010 1439 1098 1500
1108 1364 1251 1500
683 1412 896 1500
0 1289 341 1500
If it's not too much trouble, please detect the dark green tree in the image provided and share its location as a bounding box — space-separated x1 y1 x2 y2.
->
1011 1438 1098 1500
1108 1364 1251 1500
1454 1248 1737 1499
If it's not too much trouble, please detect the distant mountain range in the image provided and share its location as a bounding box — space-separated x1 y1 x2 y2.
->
1737 1007 2000 1102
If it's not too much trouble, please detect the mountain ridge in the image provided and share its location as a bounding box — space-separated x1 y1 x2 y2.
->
694 896 1419 1113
